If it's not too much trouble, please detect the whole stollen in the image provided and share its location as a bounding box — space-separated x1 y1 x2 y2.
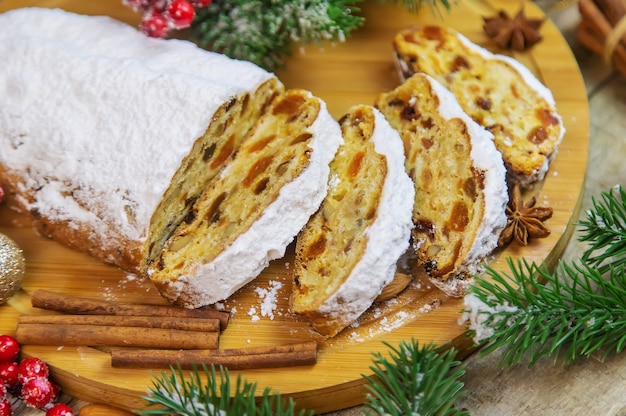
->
0 8 343 309
0 7 280 275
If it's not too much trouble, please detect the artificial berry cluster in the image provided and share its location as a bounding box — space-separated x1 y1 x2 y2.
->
123 0 212 38
0 335 73 416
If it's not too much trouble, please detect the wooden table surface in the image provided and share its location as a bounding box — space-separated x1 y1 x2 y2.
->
6 1 626 415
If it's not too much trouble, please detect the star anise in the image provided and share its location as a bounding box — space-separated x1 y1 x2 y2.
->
483 8 545 51
498 183 553 247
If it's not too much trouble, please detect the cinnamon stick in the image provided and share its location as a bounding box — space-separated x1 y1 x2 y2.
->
18 314 220 332
110 341 318 370
579 0 626 68
594 0 626 26
580 0 616 39
16 323 219 349
30 289 229 329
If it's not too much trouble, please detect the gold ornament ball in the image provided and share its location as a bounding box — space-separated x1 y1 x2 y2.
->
0 233 25 305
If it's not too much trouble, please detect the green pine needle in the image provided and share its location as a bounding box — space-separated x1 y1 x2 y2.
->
190 0 365 70
139 364 311 416
578 185 626 274
363 339 468 416
463 186 626 368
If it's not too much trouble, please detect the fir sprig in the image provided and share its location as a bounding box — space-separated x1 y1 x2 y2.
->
463 259 626 367
363 340 468 416
578 185 626 274
463 186 626 367
191 0 365 70
139 364 311 416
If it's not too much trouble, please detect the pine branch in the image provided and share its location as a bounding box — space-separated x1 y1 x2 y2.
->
190 0 365 70
139 364 311 416
578 185 626 274
460 187 626 367
463 257 626 367
362 340 468 416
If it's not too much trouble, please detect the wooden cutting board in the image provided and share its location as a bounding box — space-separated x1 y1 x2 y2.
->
0 0 589 413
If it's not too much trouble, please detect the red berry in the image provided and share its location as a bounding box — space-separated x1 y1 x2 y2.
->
21 377 54 409
46 403 74 416
18 357 49 384
140 11 170 38
0 336 19 363
0 362 19 387
0 398 11 416
166 0 195 28
49 380 61 402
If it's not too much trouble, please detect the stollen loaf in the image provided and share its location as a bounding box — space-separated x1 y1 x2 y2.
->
0 8 292 293
290 105 414 337
376 73 508 296
148 89 342 308
392 25 565 186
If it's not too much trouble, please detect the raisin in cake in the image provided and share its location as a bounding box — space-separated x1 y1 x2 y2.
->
393 25 565 186
147 89 342 308
0 8 282 274
375 73 508 296
290 105 414 337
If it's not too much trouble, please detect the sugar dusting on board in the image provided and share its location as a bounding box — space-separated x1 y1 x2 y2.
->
101 273 153 302
248 280 284 321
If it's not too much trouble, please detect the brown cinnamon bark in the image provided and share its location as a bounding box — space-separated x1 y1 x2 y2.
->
16 323 219 349
30 289 229 329
594 0 626 26
110 341 318 370
579 0 626 71
18 314 220 332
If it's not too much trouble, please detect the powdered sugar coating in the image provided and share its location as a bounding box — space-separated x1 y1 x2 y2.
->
156 94 343 308
424 74 508 293
313 106 415 330
0 9 276 253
